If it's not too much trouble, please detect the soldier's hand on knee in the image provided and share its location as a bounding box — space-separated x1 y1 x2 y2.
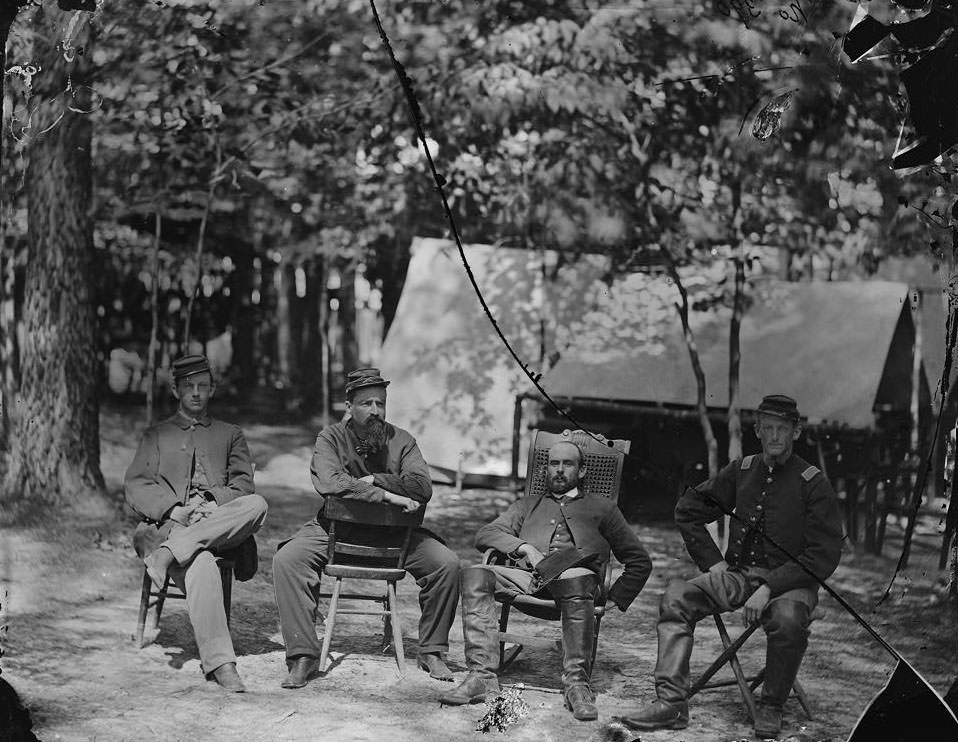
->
169 503 197 526
742 584 771 626
516 543 545 568
188 499 218 524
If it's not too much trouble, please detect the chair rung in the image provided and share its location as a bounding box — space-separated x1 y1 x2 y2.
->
324 567 407 580
319 593 388 602
330 609 390 616
699 676 762 690
498 632 560 650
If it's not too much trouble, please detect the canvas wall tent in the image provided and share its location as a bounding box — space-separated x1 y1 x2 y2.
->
532 280 942 528
377 237 618 480
543 280 933 430
379 239 944 497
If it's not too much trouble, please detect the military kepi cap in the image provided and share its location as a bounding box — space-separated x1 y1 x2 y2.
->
171 354 212 381
757 394 800 422
345 367 390 394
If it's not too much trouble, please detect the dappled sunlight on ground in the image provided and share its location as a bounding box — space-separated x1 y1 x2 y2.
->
1 407 955 741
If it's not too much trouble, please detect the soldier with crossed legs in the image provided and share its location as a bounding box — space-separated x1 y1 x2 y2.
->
621 395 843 738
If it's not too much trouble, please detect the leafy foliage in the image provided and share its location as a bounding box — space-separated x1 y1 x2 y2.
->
475 685 530 733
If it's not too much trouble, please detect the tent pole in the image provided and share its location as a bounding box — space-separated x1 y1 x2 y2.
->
512 394 523 495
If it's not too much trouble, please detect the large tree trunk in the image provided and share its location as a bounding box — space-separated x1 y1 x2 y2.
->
1 4 108 521
0 1 31 460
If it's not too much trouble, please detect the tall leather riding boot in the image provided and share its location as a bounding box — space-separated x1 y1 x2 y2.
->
439 567 500 706
762 607 810 707
549 573 599 721
548 573 599 688
460 567 500 679
653 601 696 704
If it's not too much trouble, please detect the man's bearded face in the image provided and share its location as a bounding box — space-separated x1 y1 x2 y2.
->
545 442 584 495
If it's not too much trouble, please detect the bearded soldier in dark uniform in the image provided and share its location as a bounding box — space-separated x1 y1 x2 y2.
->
272 368 460 688
621 395 843 738
440 440 652 721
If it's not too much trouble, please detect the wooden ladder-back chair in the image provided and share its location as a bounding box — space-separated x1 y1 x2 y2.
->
317 497 425 675
483 428 630 670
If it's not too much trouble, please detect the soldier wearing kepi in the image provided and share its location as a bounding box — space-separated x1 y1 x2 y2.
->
272 368 461 688
125 354 268 692
621 395 843 738
440 440 652 721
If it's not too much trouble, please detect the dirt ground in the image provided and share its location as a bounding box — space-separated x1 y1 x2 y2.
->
1 404 956 742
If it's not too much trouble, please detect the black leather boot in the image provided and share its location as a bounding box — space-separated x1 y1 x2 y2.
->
439 567 500 706
619 699 689 731
549 573 599 721
761 603 809 707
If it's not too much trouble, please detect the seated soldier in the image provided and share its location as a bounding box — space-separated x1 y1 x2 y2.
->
125 354 268 692
272 368 461 688
620 394 843 738
439 440 653 721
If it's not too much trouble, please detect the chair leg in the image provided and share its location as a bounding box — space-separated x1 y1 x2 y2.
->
381 593 393 655
220 565 233 628
386 581 405 675
496 602 523 671
319 578 342 673
591 611 602 668
748 667 765 692
690 619 760 695
136 568 152 647
792 677 813 720
151 577 169 637
713 615 759 723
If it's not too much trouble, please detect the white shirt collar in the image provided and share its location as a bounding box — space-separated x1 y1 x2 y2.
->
550 486 580 500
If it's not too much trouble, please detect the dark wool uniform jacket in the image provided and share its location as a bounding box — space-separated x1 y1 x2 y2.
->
125 413 255 556
309 420 436 544
475 492 653 611
310 420 432 506
675 453 843 596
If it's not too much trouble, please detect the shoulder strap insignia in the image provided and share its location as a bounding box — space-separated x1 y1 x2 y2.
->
801 465 821 482
740 454 756 470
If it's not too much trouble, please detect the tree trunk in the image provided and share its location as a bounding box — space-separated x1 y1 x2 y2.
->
338 258 359 373
145 213 162 425
727 254 746 461
663 247 719 478
284 260 305 411
274 257 291 388
183 148 218 350
318 254 331 426
230 236 255 391
376 224 412 337
0 1 31 460
299 256 325 413
1 4 108 522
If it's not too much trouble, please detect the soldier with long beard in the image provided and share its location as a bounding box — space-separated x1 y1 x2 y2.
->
272 368 461 687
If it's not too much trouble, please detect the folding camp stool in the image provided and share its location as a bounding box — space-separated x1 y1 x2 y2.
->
689 608 823 722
